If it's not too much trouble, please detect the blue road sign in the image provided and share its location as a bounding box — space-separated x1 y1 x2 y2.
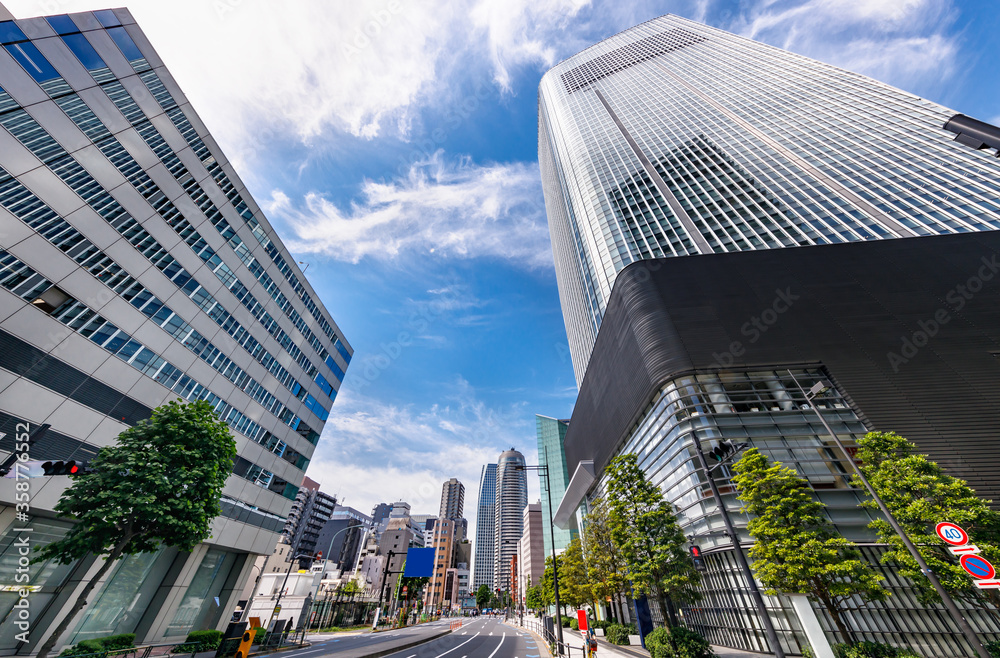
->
960 554 996 580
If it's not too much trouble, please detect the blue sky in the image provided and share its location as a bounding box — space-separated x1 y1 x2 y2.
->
8 0 999 533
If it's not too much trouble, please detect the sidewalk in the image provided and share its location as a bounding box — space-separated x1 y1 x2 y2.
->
538 620 774 658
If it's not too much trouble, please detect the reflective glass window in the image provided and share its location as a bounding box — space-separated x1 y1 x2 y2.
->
93 9 122 28
45 14 79 35
61 33 106 70
0 21 26 44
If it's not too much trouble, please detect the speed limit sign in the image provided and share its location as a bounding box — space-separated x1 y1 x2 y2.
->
935 522 969 546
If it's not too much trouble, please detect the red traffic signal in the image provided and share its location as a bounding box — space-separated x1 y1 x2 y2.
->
41 460 89 476
690 546 702 557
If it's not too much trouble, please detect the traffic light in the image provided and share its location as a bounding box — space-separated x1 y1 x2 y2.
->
709 440 736 462
41 460 90 476
689 546 706 572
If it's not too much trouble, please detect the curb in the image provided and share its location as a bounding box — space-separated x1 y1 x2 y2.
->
353 628 453 658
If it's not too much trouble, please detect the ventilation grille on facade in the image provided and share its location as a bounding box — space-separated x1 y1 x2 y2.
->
560 28 707 93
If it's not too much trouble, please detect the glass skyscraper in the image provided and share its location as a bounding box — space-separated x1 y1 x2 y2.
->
539 15 1000 385
0 5 350 652
535 415 576 556
540 14 1000 658
472 463 497 592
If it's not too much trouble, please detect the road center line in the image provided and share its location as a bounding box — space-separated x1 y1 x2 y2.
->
433 632 480 658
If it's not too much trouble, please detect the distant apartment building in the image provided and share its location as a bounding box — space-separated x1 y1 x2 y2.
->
283 487 337 568
517 502 544 604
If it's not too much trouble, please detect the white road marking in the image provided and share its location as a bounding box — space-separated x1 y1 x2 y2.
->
432 633 480 658
405 655 417 658
486 633 506 658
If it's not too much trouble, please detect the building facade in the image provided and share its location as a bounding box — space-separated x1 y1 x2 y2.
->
539 14 1000 658
0 4 351 653
283 488 337 569
517 502 544 606
539 14 1000 385
424 518 458 612
439 477 465 520
472 463 497 592
493 449 527 597
535 415 576 556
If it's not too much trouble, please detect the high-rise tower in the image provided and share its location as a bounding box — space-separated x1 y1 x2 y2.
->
535 415 575 556
439 477 465 520
493 449 527 596
539 15 1000 385
0 5 350 652
471 463 497 592
540 14 1000 658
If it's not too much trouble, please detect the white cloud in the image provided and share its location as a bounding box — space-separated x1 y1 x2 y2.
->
267 152 552 267
731 0 959 90
307 381 542 539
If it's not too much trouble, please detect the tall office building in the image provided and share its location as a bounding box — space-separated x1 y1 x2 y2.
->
516 502 544 605
471 463 497 592
540 15 1000 385
493 449 527 595
439 477 465 520
535 415 575 556
541 14 1000 658
0 4 351 653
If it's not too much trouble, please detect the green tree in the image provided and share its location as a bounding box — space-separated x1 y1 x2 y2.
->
854 431 1000 606
731 448 887 646
583 497 630 618
541 555 560 613
605 454 701 624
559 536 592 612
34 399 236 658
475 584 491 610
525 584 545 612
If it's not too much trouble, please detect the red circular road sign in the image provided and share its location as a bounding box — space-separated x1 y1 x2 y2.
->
960 554 996 580
935 522 969 546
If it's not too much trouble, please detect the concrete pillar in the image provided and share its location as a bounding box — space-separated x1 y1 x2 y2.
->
786 594 834 658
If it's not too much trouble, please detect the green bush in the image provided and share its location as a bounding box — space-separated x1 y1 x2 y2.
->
645 628 671 658
251 627 267 642
644 627 714 658
60 634 136 656
832 641 921 658
986 640 1000 658
60 640 105 656
605 624 631 645
570 619 579 631
185 630 223 650
561 615 573 628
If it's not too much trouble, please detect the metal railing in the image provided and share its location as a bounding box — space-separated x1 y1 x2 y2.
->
59 641 223 658
516 616 588 658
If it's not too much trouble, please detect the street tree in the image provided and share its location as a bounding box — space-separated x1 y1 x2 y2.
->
583 497 630 621
559 536 592 612
476 584 491 610
605 453 701 625
731 448 887 646
854 431 1000 606
34 399 236 658
541 555 560 614
526 584 545 613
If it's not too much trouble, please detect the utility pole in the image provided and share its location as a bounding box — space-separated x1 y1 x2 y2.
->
375 550 395 628
787 370 992 658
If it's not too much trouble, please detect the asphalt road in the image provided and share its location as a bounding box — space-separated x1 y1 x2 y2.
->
381 618 545 658
274 619 455 658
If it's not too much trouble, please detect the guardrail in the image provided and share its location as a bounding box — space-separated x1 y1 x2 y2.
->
449 620 463 631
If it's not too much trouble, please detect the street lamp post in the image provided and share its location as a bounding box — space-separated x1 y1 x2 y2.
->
268 552 314 630
690 434 786 658
787 370 992 658
515 451 564 652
